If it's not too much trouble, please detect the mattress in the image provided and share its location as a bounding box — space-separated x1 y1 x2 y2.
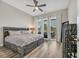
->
5 34 43 47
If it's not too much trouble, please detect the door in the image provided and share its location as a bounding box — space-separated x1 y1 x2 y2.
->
44 19 49 38
43 17 57 39
36 17 57 40
37 20 42 34
50 18 57 40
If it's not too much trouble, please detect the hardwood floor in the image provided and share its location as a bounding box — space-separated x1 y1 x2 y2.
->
0 47 20 58
0 40 63 58
24 40 63 58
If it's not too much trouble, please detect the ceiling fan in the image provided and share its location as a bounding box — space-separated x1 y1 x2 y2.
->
26 0 46 12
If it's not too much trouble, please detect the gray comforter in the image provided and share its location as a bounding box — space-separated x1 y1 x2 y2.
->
5 34 43 47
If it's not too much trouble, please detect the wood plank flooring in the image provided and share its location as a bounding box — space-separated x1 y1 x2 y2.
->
24 40 63 58
0 40 63 58
0 47 20 58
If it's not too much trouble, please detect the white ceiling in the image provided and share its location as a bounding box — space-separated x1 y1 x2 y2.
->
1 0 70 16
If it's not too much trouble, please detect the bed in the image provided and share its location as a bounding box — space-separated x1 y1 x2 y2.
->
3 27 44 57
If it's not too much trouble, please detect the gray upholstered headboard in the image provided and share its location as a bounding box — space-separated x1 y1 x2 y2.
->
3 27 29 46
3 27 28 31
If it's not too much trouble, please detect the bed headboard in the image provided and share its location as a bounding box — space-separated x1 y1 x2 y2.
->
3 27 28 31
3 27 29 46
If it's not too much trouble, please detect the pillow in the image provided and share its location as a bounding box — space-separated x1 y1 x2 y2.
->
4 31 10 37
9 31 21 35
21 31 30 34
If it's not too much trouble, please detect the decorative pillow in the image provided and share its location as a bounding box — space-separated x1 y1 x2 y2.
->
4 31 10 37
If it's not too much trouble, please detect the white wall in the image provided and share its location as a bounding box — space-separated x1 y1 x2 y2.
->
0 28 3 46
0 1 34 46
77 0 79 16
77 0 79 39
0 1 33 28
77 0 79 58
68 0 77 24
77 16 79 57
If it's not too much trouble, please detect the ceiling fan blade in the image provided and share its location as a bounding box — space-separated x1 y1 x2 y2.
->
38 8 43 12
38 4 46 7
33 0 38 6
33 9 36 12
26 5 34 7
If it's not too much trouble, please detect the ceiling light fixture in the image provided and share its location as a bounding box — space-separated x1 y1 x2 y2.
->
26 0 46 12
35 7 38 10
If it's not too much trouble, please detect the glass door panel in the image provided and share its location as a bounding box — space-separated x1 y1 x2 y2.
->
38 20 41 34
44 20 48 38
50 18 57 39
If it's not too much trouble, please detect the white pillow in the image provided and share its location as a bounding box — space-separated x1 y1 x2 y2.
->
9 31 21 35
21 31 30 34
